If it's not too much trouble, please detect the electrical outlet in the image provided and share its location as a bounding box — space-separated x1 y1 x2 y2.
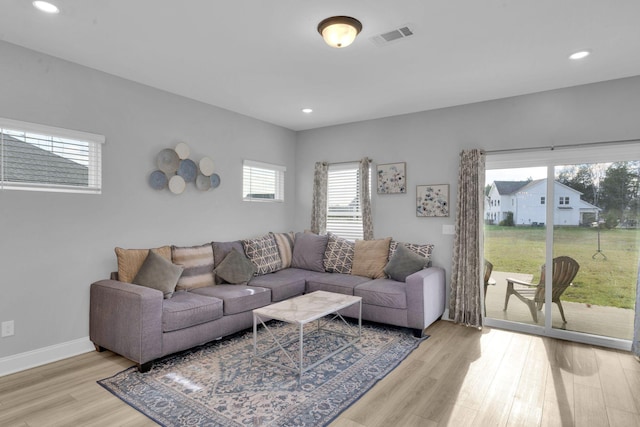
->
1 320 14 337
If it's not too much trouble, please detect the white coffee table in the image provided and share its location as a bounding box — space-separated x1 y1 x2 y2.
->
252 290 362 383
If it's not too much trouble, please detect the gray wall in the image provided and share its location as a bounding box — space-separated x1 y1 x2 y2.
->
0 41 297 358
294 75 640 308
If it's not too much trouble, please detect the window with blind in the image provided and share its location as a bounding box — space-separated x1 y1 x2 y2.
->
327 162 365 241
0 118 104 194
242 159 285 202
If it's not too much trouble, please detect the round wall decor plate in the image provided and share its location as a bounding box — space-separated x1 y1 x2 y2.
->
210 173 221 189
199 157 215 176
157 149 180 174
177 159 197 182
149 170 168 190
175 142 190 160
196 174 212 191
168 175 186 194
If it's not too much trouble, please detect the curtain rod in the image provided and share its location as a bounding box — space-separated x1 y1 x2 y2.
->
328 158 373 165
484 138 640 155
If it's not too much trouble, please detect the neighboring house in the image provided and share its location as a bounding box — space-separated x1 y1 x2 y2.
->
486 179 600 226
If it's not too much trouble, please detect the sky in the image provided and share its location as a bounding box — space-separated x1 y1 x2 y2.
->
485 167 547 185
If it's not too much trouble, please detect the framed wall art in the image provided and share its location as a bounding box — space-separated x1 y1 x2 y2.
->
416 184 449 217
377 162 406 194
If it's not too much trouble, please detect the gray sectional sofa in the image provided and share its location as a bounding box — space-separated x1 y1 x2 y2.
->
90 232 446 372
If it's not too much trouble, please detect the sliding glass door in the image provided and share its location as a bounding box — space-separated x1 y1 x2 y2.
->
483 144 639 350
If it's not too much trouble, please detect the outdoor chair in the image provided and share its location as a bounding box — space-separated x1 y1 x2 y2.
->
503 256 580 323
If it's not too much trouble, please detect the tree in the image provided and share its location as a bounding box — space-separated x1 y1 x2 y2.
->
599 162 639 224
556 163 605 206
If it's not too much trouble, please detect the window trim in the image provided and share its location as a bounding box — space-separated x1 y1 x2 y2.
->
0 117 105 194
242 159 286 202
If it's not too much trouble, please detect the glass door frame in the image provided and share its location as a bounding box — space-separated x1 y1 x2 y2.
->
482 142 639 351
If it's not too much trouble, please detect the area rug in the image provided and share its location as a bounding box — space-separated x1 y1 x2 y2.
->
99 319 426 427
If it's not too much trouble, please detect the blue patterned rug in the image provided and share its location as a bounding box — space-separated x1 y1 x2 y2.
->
99 319 426 426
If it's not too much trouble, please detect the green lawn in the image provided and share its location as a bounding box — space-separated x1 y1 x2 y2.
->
484 225 640 309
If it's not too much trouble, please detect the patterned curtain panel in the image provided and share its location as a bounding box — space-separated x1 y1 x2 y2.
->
633 258 640 360
310 161 328 235
449 149 486 327
360 157 374 240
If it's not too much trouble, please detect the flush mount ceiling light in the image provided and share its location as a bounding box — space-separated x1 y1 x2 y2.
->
33 1 59 14
317 16 363 48
302 108 313 114
569 50 591 60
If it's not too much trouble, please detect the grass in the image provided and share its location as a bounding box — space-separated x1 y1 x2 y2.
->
484 225 640 309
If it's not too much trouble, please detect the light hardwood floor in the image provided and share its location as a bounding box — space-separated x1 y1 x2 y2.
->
1 321 639 427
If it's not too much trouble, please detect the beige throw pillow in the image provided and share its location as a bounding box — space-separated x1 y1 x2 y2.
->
115 246 172 283
351 237 392 279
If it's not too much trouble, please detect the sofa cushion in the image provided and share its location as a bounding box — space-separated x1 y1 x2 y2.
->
249 268 322 302
323 232 355 274
389 240 434 263
351 237 392 279
306 273 371 296
162 292 223 332
115 245 172 283
383 243 428 282
213 248 256 284
171 243 215 291
291 232 329 272
242 234 282 275
270 231 295 269
132 250 184 299
191 285 271 315
355 279 407 310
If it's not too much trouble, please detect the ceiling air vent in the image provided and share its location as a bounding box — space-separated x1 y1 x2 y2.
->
370 24 415 47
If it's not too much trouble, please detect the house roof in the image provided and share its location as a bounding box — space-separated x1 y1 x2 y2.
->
493 181 530 195
2 134 88 186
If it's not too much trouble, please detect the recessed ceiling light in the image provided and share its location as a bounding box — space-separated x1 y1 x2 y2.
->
33 1 59 14
302 108 313 114
569 50 590 60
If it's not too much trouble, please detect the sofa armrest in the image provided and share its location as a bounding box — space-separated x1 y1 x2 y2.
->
90 279 163 365
405 267 446 331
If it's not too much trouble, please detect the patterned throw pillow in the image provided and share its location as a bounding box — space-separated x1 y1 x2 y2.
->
388 240 434 263
242 234 282 275
323 232 355 274
270 232 295 269
115 246 172 283
171 243 215 291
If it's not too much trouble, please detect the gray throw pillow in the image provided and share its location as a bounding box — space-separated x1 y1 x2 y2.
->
133 250 184 298
383 243 428 282
214 248 257 284
291 232 329 272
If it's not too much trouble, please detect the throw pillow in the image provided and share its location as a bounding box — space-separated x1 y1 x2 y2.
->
171 243 215 291
115 245 172 283
383 243 428 282
242 234 282 275
351 237 392 279
290 232 329 272
270 231 295 269
388 240 434 264
132 250 184 299
212 241 244 284
214 248 257 284
323 232 355 274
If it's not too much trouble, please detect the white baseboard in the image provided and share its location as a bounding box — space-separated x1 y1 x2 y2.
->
0 337 94 377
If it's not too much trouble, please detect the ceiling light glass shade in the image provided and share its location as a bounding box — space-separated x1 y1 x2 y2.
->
569 50 590 60
317 16 362 48
33 1 59 14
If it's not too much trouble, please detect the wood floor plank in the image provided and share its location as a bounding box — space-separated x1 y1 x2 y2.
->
595 347 638 414
574 384 609 427
606 407 640 427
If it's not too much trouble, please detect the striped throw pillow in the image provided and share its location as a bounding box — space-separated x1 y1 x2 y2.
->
270 231 295 269
171 243 215 291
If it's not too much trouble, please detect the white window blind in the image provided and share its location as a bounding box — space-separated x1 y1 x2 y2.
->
242 159 285 202
327 162 363 241
0 118 104 194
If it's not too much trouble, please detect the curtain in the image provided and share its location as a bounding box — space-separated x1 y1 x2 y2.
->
449 149 486 327
310 161 328 234
633 258 640 360
360 157 374 240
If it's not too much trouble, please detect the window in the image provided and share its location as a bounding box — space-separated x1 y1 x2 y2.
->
1 118 104 194
326 162 369 241
242 160 285 201
559 196 570 205
541 196 546 205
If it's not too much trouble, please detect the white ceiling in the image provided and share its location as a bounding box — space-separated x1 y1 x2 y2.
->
2 0 640 131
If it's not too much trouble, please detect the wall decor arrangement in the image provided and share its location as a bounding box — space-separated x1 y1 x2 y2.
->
416 184 449 217
149 142 221 194
377 162 406 194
